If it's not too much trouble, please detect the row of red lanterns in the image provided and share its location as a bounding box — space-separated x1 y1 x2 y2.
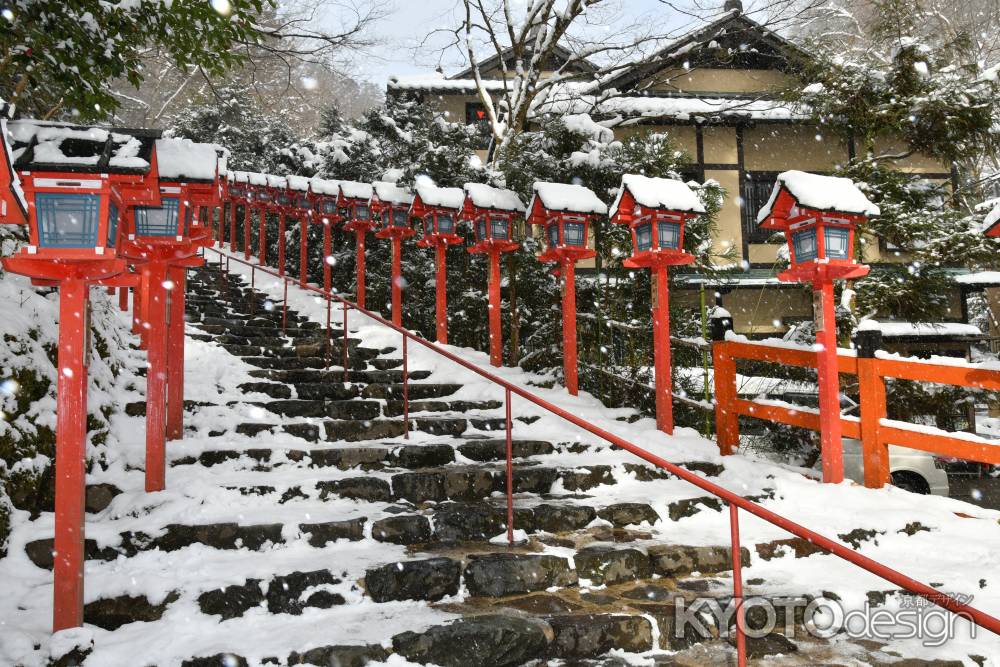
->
0 115 228 632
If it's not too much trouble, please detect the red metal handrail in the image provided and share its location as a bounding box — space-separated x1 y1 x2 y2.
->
205 244 1000 662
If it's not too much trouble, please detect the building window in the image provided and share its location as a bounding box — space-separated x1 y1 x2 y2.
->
635 223 652 251
658 221 681 249
792 228 817 262
825 226 850 259
107 201 119 248
741 171 780 244
135 197 180 237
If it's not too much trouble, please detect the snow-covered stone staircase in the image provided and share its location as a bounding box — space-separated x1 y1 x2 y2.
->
5 263 995 666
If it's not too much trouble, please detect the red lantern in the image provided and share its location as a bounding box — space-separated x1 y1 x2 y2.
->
758 170 877 483
412 184 465 343
227 170 251 254
610 175 704 434
462 183 524 366
310 177 342 292
1 120 162 633
527 182 607 395
981 202 1000 238
242 172 269 260
338 181 375 307
371 181 415 326
0 100 27 225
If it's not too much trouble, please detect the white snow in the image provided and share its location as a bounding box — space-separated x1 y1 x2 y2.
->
954 271 1000 285
414 184 465 210
245 171 269 186
857 320 982 338
561 113 615 143
463 182 525 212
309 177 340 196
339 180 374 201
530 181 608 215
541 95 808 122
386 74 509 92
265 174 287 189
756 170 880 223
609 174 705 218
285 175 311 192
156 138 221 181
371 181 413 206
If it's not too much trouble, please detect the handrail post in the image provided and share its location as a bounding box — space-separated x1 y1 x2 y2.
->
730 502 747 667
711 311 738 455
342 302 349 383
325 297 332 369
856 329 889 487
506 387 514 546
249 264 255 316
281 279 288 335
402 334 409 439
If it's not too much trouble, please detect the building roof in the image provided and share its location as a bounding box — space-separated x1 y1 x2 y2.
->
8 120 160 175
451 42 597 80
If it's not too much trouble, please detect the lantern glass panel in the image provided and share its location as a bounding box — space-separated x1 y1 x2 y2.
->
257 191 270 202
354 204 370 221
792 228 818 263
563 221 586 247
437 212 454 234
657 221 681 250
135 197 180 237
476 218 487 242
824 226 850 259
635 223 652 251
490 215 509 240
546 223 559 247
35 193 101 248
277 193 292 206
185 206 193 234
297 196 310 209
107 201 119 248
392 208 408 227
321 200 337 214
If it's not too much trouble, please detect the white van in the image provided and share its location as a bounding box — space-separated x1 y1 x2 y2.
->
842 438 949 496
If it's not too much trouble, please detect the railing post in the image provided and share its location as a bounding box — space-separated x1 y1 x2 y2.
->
402 334 409 439
342 302 349 383
856 329 890 488
325 297 332 369
730 502 747 667
249 264 255 316
711 310 739 455
506 387 514 546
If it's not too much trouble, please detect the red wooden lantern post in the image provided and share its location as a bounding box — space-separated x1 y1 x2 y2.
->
1 120 160 632
228 171 251 253
758 170 877 483
285 175 313 279
527 182 607 395
245 172 268 260
338 181 375 307
310 177 342 292
412 184 465 344
259 175 287 265
462 183 524 367
610 175 704 434
371 182 415 326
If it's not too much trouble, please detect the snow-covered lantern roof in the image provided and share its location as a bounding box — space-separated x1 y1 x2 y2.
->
461 182 524 254
154 139 226 243
982 201 1000 238
338 181 375 232
263 174 292 210
5 120 162 262
0 101 27 225
412 183 464 247
527 181 606 263
285 175 313 214
309 177 341 221
757 170 876 282
245 171 271 204
371 181 415 238
609 174 703 268
228 171 251 203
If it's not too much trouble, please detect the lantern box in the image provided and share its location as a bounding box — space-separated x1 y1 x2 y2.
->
154 138 227 244
983 202 1000 239
0 100 27 225
462 182 523 254
228 171 252 204
286 175 314 217
609 175 703 269
338 181 375 232
412 184 464 247
757 170 878 283
246 172 270 205
526 182 605 263
371 181 415 239
266 174 291 211
6 121 162 268
310 177 341 222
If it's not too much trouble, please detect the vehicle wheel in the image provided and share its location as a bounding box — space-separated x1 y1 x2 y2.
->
891 471 930 495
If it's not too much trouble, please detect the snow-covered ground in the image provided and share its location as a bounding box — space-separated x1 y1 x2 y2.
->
1 246 999 665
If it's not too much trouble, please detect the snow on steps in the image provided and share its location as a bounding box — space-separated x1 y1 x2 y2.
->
1 265 994 666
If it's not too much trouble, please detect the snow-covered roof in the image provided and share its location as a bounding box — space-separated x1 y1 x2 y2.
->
231 171 251 184
609 174 705 218
415 184 465 210
955 270 1000 286
463 183 525 212
530 182 608 215
339 181 373 201
309 177 340 196
265 174 287 189
540 94 808 123
286 175 312 192
8 120 159 174
983 201 1000 234
156 138 221 181
756 170 880 223
246 172 269 186
387 75 510 92
371 181 413 206
857 320 983 338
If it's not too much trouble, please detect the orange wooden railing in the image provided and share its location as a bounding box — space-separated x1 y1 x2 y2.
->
713 324 1000 488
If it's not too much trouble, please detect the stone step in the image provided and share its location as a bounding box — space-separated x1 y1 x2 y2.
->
361 383 463 400
220 340 358 359
256 399 382 420
382 399 503 417
247 368 432 384
214 333 350 347
241 355 372 371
